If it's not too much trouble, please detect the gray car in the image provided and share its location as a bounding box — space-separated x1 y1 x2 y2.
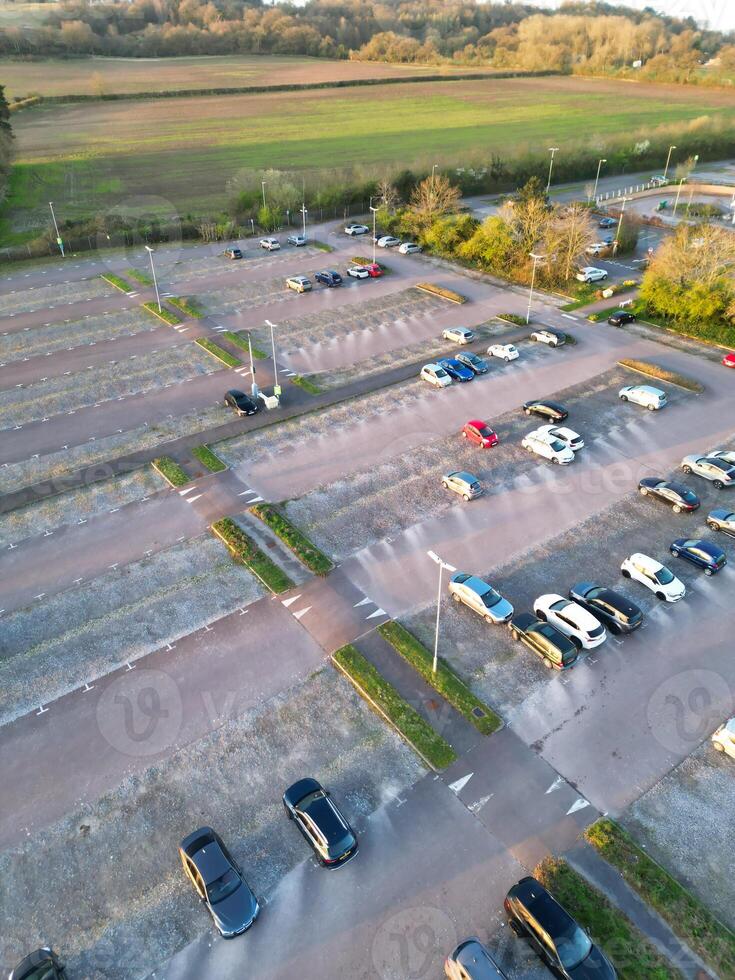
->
445 938 508 979
707 508 735 536
681 454 735 488
442 471 483 500
448 572 513 623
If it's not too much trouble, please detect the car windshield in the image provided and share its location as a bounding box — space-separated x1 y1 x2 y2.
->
207 868 241 905
466 354 480 364
588 625 605 638
557 923 593 970
682 490 698 502
479 426 494 437
434 368 447 378
655 567 675 585
480 588 502 608
549 439 566 452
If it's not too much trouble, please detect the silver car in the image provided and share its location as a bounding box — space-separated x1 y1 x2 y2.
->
707 508 735 536
681 454 735 488
442 471 483 500
448 573 513 624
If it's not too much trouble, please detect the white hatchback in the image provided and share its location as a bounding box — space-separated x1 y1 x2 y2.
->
259 237 280 251
420 363 452 388
620 553 685 602
398 242 422 254
521 430 575 464
533 594 607 649
618 384 667 410
377 236 401 248
487 344 519 361
345 223 369 236
576 266 608 283
347 265 370 279
534 424 584 451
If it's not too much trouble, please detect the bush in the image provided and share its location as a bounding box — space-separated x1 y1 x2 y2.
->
496 312 526 325
221 331 267 359
168 296 203 318
291 374 322 395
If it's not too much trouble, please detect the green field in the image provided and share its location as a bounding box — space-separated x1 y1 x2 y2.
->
4 73 735 235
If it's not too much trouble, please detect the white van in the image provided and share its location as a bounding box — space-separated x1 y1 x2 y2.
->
618 384 667 410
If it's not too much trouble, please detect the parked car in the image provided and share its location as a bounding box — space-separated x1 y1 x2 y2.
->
649 174 668 186
442 326 475 345
576 266 608 283
534 424 584 451
711 718 735 759
259 237 280 251
487 343 518 361
710 450 735 465
569 582 643 634
9 949 66 980
224 246 243 260
608 309 636 326
420 363 451 388
618 384 667 410
681 454 735 488
505 877 617 980
445 938 509 980
521 430 575 464
530 328 565 347
722 351 735 368
509 613 579 669
599 216 617 228
224 389 259 416
347 265 370 279
399 242 422 254
638 478 700 513
286 275 312 293
449 573 513 624
707 508 735 536
377 235 401 248
533 594 606 649
523 399 568 422
283 777 358 867
439 357 474 382
442 471 483 500
462 419 498 448
670 538 727 575
621 552 685 602
364 262 383 277
314 270 342 287
287 233 307 247
344 223 369 236
179 827 260 938
456 351 488 374
585 242 610 256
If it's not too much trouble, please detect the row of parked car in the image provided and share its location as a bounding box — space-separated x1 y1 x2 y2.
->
285 262 383 293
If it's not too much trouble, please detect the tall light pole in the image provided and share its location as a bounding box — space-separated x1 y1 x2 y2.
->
265 318 280 399
144 245 161 312
612 197 628 257
546 147 559 195
431 163 438 188
673 178 686 216
48 201 64 257
592 158 606 203
663 144 676 181
369 196 379 265
300 203 307 240
526 252 545 324
248 334 258 400
427 550 457 675
261 180 267 208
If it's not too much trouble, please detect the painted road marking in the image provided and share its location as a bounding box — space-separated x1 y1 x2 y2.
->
448 773 473 795
545 776 565 794
567 798 590 816
281 595 302 608
179 486 197 495
292 606 312 620
353 597 372 607
366 607 387 619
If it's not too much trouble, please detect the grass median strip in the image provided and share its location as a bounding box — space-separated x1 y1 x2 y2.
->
100 272 132 293
586 819 735 977
534 856 680 980
195 337 242 368
311 239 333 252
191 445 227 472
415 282 468 304
211 517 293 594
221 330 268 359
378 621 501 735
168 296 204 318
290 374 323 395
142 301 181 325
332 644 456 770
151 456 189 487
250 503 332 575
496 312 526 325
618 358 703 393
126 267 153 286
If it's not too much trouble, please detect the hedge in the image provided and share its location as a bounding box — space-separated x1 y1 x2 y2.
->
168 296 204 318
291 374 323 395
618 358 703 392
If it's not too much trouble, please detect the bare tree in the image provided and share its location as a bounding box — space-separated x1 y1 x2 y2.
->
407 174 461 231
546 203 596 282
378 178 399 213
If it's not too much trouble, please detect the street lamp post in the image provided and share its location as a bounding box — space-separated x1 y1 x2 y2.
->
265 318 280 399
427 550 457 675
612 197 628 257
546 147 559 195
48 201 64 257
673 178 686 216
431 163 438 188
144 245 161 312
300 203 307 240
248 334 258 400
261 180 267 209
526 252 545 325
663 145 676 181
592 158 606 203
369 197 379 265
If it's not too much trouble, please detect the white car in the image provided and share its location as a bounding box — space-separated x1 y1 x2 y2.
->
712 718 735 759
420 363 452 388
618 384 667 410
530 329 565 347
621 553 686 602
487 343 519 361
710 450 735 466
681 454 735 488
347 265 370 279
533 594 606 649
345 223 369 236
576 266 608 283
585 242 610 256
287 234 306 247
377 235 401 248
398 242 422 254
534 424 584 451
259 237 280 251
442 327 475 345
521 430 575 464
650 174 668 187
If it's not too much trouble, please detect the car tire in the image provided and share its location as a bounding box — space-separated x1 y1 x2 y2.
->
485 615 494 624
708 520 720 531
714 480 724 490
463 494 470 502
461 430 467 438
670 547 679 557
705 567 714 576
683 465 692 474
656 592 666 601
620 395 628 402
551 456 559 464
609 622 620 635
714 741 725 752
509 919 523 936
525 444 534 453
571 636 582 650
647 403 655 411
536 610 546 621
525 408 532 416
511 628 520 641
621 569 631 578
673 504 682 514
442 481 449 489
639 486 648 495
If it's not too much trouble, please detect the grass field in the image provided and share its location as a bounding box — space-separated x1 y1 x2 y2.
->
4 74 735 234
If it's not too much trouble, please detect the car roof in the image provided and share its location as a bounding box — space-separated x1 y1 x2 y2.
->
448 471 478 482
461 575 494 594
226 388 246 398
710 508 735 520
467 419 488 428
509 876 576 935
454 938 507 977
300 791 348 843
629 552 662 570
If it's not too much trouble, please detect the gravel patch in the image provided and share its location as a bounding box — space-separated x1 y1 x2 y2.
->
0 467 167 548
0 668 423 979
0 309 157 364
0 278 111 315
0 344 214 429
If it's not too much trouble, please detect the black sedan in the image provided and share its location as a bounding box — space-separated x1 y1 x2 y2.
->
9 948 65 980
707 509 735 537
523 399 568 422
314 270 343 287
509 613 578 670
456 351 489 375
224 389 259 416
670 538 727 575
569 582 643 634
179 827 259 938
638 478 699 513
608 309 636 326
283 777 358 867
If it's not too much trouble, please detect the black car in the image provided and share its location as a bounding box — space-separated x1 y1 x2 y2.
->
224 388 259 416
505 877 617 980
456 351 489 375
599 216 617 229
607 310 636 326
445 938 509 979
224 247 243 260
523 400 568 422
708 508 735 537
179 827 260 938
9 948 65 980
670 538 727 575
283 777 358 867
638 478 700 513
509 613 578 670
314 270 343 287
569 582 643 634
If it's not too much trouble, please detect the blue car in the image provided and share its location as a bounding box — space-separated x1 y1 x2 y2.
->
670 538 727 575
438 357 474 382
456 351 489 375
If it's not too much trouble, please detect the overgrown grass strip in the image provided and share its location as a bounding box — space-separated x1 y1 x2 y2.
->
221 331 267 359
250 503 332 575
535 856 681 980
586 819 735 977
151 456 189 487
351 256 386 269
290 374 323 395
192 445 227 473
618 358 703 393
332 644 456 770
311 239 333 252
142 301 181 325
496 312 526 325
126 267 153 285
211 517 293 594
195 337 242 368
100 272 132 292
378 621 501 735
415 282 468 304
168 296 204 318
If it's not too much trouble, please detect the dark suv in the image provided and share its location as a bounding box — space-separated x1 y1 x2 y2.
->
569 583 643 634
224 388 259 416
9 949 65 980
283 777 358 867
509 613 578 670
314 270 343 287
505 877 616 979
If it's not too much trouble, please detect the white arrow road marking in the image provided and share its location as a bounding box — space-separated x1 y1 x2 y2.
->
281 594 302 608
468 794 493 813
545 776 565 795
561 312 578 321
186 494 203 503
353 597 372 607
448 773 474 795
179 486 197 495
566 798 590 816
366 607 387 619
248 495 264 503
292 606 312 620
